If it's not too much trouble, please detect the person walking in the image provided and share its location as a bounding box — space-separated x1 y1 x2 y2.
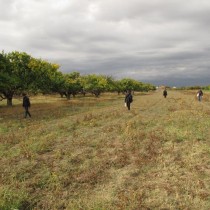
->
22 93 31 118
163 88 167 98
125 90 133 110
197 89 203 102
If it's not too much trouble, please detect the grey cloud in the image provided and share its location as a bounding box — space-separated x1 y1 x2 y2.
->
1 0 210 86
0 0 17 20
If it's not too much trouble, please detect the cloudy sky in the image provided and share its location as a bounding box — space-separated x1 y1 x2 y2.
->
1 0 210 86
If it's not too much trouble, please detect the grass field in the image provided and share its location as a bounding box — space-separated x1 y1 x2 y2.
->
0 90 210 210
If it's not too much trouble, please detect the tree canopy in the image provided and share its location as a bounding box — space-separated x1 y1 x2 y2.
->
0 50 156 106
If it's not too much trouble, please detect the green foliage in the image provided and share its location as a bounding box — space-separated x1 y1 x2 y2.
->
119 78 136 91
104 76 117 92
7 51 34 90
81 74 108 96
0 51 26 105
0 51 61 105
64 72 82 91
51 71 66 93
118 78 155 92
28 58 60 93
179 86 203 90
62 72 83 99
203 85 210 91
1 50 156 105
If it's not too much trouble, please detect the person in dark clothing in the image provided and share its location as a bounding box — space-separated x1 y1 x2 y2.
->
22 93 31 118
163 88 167 98
125 90 133 110
197 89 203 102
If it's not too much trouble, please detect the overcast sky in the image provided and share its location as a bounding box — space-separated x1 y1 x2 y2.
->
1 0 210 86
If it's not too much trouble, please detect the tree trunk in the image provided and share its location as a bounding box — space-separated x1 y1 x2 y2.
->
94 91 100 97
81 90 86 96
4 91 14 106
7 97 13 106
67 93 71 100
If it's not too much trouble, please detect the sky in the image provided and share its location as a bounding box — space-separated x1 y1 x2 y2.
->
1 0 210 87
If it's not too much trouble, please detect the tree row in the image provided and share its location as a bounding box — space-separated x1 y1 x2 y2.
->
0 51 156 106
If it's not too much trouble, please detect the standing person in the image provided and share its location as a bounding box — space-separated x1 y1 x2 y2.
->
197 89 203 102
22 93 31 118
125 90 133 110
163 88 167 98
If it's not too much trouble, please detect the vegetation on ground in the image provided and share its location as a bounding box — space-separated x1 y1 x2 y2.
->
0 90 210 209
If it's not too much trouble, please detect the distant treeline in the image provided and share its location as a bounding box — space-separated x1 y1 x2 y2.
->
0 51 156 106
178 86 210 90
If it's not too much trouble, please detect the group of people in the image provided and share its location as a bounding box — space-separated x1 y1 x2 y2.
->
124 88 204 111
21 89 205 116
162 88 204 102
163 89 203 101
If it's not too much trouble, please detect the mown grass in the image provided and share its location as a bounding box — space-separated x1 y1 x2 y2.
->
0 91 210 209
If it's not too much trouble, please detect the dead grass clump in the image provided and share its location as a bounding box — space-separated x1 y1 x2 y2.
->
124 121 138 134
111 150 130 169
168 107 177 112
203 94 210 102
133 132 162 167
115 190 145 210
1 132 20 145
83 113 93 121
74 164 111 187
19 143 34 159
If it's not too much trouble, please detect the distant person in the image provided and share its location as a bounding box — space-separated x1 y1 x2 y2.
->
163 88 167 98
125 90 133 110
22 93 31 118
197 89 203 102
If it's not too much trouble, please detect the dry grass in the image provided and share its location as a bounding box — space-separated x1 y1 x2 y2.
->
0 91 210 209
